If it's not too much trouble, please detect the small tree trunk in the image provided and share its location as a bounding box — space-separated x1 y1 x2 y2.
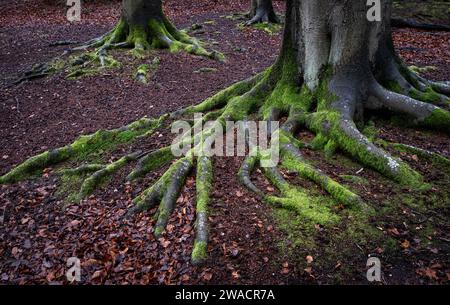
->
247 0 279 24
78 0 221 60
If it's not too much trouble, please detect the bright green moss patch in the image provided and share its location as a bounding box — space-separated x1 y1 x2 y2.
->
422 108 450 133
0 116 164 185
267 189 339 225
410 87 446 106
251 22 282 35
191 241 208 262
196 157 213 213
408 65 436 75
307 110 423 187
281 155 362 208
362 121 379 142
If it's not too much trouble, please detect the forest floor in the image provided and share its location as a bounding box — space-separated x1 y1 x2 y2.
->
0 0 449 284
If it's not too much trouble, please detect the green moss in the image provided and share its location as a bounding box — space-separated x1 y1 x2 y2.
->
252 22 282 35
340 175 369 185
281 155 362 208
408 65 436 75
266 189 339 225
410 87 446 106
67 51 120 79
135 64 149 83
422 108 450 134
196 156 213 213
191 241 208 262
324 139 338 158
310 133 328 150
154 226 164 237
262 165 345 224
128 147 174 181
362 121 379 142
261 49 312 116
392 143 450 167
307 110 423 187
385 80 403 94
0 116 164 184
180 71 267 116
272 189 384 281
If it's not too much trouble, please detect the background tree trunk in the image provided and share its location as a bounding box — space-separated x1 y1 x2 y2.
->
72 0 221 60
247 0 279 24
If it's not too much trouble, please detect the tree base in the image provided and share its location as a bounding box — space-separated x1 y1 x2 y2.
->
2 42 450 265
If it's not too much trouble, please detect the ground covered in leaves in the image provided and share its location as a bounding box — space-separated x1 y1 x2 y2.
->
0 0 449 284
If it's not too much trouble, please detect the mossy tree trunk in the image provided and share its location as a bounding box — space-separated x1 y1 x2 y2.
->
265 0 449 184
76 0 221 59
247 0 279 25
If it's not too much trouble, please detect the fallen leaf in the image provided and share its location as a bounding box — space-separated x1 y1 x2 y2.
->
417 268 438 280
91 270 104 280
203 272 213 281
400 239 410 249
387 227 400 236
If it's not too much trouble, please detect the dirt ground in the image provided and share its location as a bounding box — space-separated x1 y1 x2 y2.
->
0 0 449 284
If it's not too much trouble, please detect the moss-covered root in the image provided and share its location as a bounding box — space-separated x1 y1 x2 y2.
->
280 143 364 209
127 146 175 181
13 59 65 86
430 81 450 96
129 155 193 237
135 64 150 84
171 71 266 118
261 166 339 224
370 83 450 133
401 65 450 97
306 111 423 187
192 156 213 264
390 143 450 167
77 151 143 200
238 154 265 197
385 65 450 107
0 116 164 185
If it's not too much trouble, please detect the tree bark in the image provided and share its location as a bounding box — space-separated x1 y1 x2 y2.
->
247 0 279 24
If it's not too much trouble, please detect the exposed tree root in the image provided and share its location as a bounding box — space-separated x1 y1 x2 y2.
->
70 15 224 64
192 156 213 264
12 14 223 86
0 115 165 184
378 141 450 167
391 18 450 32
3 42 450 264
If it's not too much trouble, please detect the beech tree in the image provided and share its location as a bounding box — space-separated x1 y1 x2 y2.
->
246 0 279 25
86 0 221 59
2 0 449 264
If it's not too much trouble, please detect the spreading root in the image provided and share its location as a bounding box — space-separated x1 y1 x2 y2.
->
72 17 224 61
13 17 223 85
3 49 450 264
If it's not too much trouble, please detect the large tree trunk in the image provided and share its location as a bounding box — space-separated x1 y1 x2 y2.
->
247 0 279 24
266 0 448 185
